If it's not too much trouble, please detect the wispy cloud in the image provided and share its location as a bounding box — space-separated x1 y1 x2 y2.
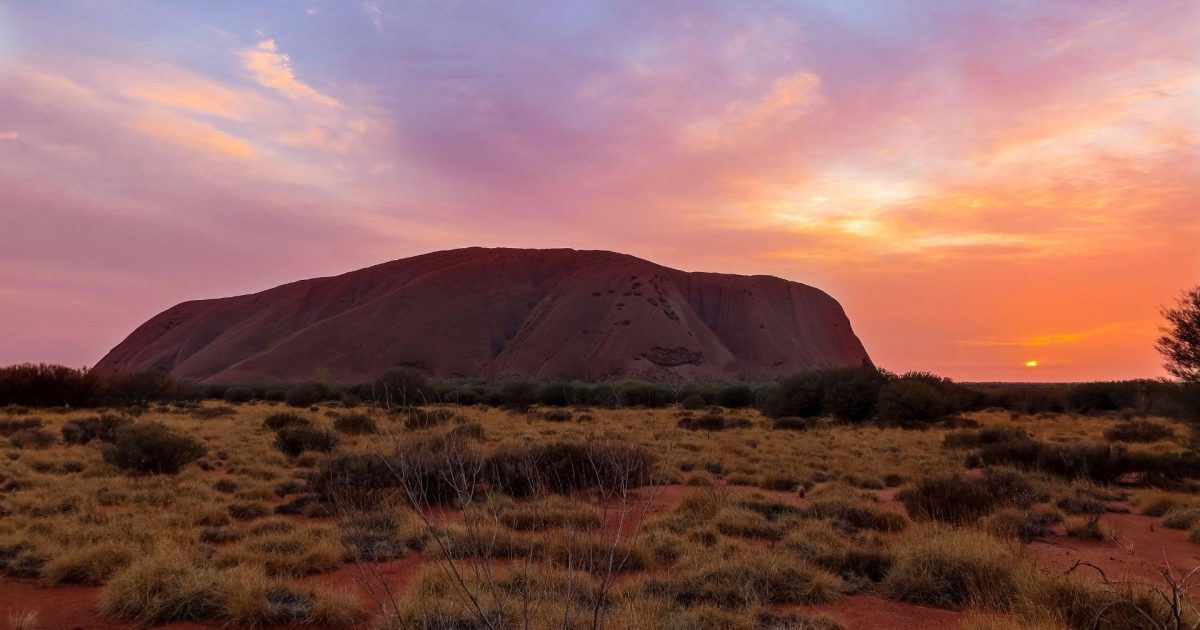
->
363 3 383 33
237 39 339 107
0 131 17 141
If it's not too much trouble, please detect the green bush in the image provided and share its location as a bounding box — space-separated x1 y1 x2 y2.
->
680 394 707 410
875 373 969 426
761 367 887 422
103 422 206 475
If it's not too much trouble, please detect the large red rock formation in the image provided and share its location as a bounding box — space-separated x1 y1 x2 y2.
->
93 248 871 383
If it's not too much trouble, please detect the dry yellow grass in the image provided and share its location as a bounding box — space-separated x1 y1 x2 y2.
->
0 401 1196 627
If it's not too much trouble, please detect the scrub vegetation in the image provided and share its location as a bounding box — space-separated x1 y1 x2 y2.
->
1 365 1199 628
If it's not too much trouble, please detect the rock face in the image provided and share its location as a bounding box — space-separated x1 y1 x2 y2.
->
93 248 871 383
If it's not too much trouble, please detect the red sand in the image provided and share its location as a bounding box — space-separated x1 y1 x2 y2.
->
1030 512 1200 591
798 594 966 628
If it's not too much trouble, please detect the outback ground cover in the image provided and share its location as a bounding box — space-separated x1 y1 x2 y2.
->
1 397 1199 629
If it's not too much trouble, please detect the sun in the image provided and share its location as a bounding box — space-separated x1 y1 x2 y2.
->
1024 360 1039 368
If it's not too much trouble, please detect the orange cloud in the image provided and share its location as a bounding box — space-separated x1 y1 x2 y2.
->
135 113 255 159
237 39 339 107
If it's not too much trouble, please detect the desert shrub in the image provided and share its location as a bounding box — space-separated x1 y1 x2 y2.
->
311 453 405 509
0 363 99 407
762 366 887 422
403 408 458 430
541 408 573 422
534 380 590 406
341 510 424 561
497 496 602 531
1103 420 1173 443
486 441 656 497
103 422 206 475
677 413 752 431
263 412 309 431
100 370 190 406
771 417 817 431
228 502 271 520
716 384 754 408
1055 487 1111 515
99 550 222 623
982 508 1058 542
1161 506 1200 530
884 526 1029 610
1065 516 1107 540
491 379 538 410
61 414 133 444
760 472 802 491
876 376 959 427
898 474 997 524
285 382 329 408
222 387 255 403
666 549 842 609
41 542 136 585
371 368 427 407
274 426 338 457
980 468 1043 508
1036 574 1188 629
944 426 1033 450
190 405 236 419
340 393 361 408
1066 381 1145 414
942 430 980 449
802 492 906 533
100 549 363 626
8 428 55 449
970 437 1200 486
333 413 376 435
616 381 672 408
681 394 707 410
0 417 43 436
1136 491 1185 517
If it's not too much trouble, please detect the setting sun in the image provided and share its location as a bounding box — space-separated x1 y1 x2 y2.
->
1025 360 1040 368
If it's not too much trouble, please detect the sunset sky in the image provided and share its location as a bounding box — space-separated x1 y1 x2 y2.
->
1 1 1197 382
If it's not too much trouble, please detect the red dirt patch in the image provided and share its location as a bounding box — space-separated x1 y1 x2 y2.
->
1031 512 1200 590
793 593 966 629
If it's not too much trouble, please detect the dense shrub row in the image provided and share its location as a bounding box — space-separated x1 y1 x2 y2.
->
4 362 1197 430
311 437 657 509
966 434 1200 486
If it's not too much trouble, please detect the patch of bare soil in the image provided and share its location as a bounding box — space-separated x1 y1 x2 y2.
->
792 593 966 629
1031 512 1200 591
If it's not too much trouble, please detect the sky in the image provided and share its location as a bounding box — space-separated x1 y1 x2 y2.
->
0 0 1198 382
